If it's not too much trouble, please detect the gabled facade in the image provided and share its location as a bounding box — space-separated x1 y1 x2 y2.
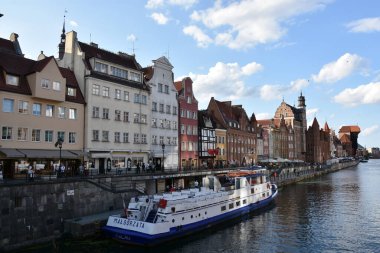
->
198 110 217 169
338 125 361 157
175 77 198 170
144 56 178 171
58 31 150 173
306 118 330 163
274 93 307 161
207 98 257 166
0 34 85 178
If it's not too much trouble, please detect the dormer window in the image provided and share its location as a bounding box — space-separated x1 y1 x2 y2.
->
6 74 19 86
41 79 50 89
53 81 61 91
130 72 141 82
95 62 108 73
67 87 76 96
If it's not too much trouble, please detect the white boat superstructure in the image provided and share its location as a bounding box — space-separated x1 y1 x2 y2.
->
103 169 278 245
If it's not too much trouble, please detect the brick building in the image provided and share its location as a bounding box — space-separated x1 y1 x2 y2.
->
306 118 331 163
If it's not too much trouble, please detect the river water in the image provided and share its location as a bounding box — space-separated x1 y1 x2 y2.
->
20 160 380 253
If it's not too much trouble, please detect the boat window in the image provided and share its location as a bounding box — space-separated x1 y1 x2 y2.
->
251 188 254 194
191 215 193 219
243 199 247 204
221 206 226 211
236 201 240 207
198 213 201 217
236 179 241 189
182 217 185 220
262 193 265 198
229 203 234 209
205 211 207 215
172 219 175 223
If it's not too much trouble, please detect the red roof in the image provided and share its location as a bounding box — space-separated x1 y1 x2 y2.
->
174 80 182 92
339 126 361 133
340 134 351 143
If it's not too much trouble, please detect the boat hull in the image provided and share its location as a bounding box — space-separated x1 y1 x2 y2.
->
103 187 278 246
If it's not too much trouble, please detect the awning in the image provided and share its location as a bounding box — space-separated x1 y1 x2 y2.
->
0 148 26 158
17 149 81 159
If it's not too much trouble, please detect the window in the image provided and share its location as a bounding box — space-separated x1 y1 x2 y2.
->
221 206 226 211
102 131 109 142
173 106 177 115
159 136 164 144
152 118 157 127
67 87 76 96
52 81 61 91
134 94 140 103
123 132 129 143
46 105 54 117
172 137 177 145
32 103 42 116
92 107 100 118
166 105 171 114
95 62 108 73
152 102 157 111
18 101 28 114
102 87 110 97
159 119 164 128
2 98 14 112
2 127 12 140
41 79 50 89
152 135 157 144
158 83 163 92
181 124 185 134
123 111 129 122
192 126 197 135
102 108 109 119
134 113 139 123
187 110 191 118
141 114 147 124
141 95 147 105
167 137 171 145
130 72 141 82
181 142 186 151
187 125 192 135
192 111 197 119
115 110 121 121
243 199 247 205
69 132 76 143
165 120 171 129
180 109 185 117
124 91 129 101
159 104 164 113
172 121 177 130
32 129 41 142
92 84 100 95
188 142 193 151
164 85 169 94
92 130 99 141
110 66 128 79
45 130 53 142
187 96 192 104
6 74 19 86
58 107 65 118
229 203 234 209
114 132 120 143
141 134 147 144
134 133 139 143
17 128 28 141
236 201 240 207
69 108 77 119
115 89 121 100
57 131 65 142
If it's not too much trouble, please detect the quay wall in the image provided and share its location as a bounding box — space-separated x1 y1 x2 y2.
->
0 160 358 251
0 179 134 251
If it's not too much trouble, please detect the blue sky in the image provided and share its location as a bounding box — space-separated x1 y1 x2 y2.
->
1 0 379 148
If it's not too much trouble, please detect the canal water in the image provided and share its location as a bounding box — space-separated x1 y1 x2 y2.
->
18 160 380 253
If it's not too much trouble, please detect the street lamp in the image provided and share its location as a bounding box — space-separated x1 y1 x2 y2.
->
161 143 165 171
55 137 63 174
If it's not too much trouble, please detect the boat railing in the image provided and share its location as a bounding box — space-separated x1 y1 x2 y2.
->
142 198 154 221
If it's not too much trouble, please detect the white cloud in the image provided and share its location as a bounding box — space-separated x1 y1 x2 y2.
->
188 0 332 49
256 112 271 120
127 34 137 42
346 17 380 33
259 78 309 100
362 125 379 137
145 0 197 9
183 25 213 48
306 108 319 117
145 0 164 9
151 12 169 25
190 61 263 108
312 53 366 83
333 82 380 106
69 20 78 27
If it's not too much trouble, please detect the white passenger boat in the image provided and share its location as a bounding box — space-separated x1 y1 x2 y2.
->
103 168 278 245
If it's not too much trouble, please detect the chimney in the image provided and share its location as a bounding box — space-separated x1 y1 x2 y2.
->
10 33 23 56
90 42 98 48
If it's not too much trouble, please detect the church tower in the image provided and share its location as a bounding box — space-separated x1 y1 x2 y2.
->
298 92 307 159
58 14 66 59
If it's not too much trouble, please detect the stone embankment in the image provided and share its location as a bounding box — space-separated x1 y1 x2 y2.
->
0 160 358 251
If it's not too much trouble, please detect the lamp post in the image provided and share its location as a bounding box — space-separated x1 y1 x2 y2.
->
55 137 63 175
161 143 165 171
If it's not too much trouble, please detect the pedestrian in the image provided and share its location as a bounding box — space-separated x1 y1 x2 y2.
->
28 165 34 181
142 162 146 172
136 163 140 174
194 180 199 188
79 164 84 176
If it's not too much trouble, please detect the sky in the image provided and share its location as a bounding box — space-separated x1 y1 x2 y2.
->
1 0 379 148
